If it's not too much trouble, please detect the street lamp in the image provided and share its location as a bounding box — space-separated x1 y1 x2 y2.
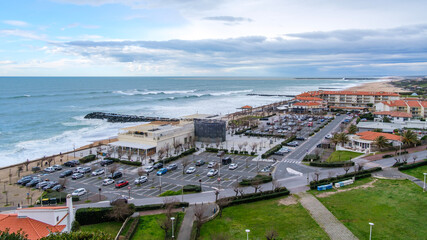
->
171 217 175 239
245 229 250 240
423 173 427 192
369 222 374 240
128 186 131 199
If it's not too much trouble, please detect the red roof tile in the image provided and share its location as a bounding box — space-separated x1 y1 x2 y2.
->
295 96 324 101
293 102 322 106
0 214 65 240
21 207 68 210
373 111 412 118
297 90 399 97
356 131 401 141
406 101 421 107
240 105 252 109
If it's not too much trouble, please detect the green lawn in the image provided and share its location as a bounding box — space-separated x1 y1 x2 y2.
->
80 221 122 237
401 165 427 181
199 197 328 239
132 212 184 240
317 179 427 240
309 177 374 196
327 150 363 162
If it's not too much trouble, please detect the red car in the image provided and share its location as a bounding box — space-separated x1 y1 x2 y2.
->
115 180 129 188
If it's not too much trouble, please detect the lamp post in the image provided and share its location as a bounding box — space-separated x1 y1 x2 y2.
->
245 229 250 240
171 217 175 239
98 188 101 201
369 222 374 240
423 173 427 192
128 186 131 199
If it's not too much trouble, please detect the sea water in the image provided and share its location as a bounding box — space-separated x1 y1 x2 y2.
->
0 77 374 166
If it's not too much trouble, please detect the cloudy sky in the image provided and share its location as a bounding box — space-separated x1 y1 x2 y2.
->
0 0 427 76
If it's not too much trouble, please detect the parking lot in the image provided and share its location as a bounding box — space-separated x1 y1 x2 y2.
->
19 151 272 201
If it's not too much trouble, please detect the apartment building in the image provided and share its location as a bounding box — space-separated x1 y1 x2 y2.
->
297 90 400 110
375 100 427 118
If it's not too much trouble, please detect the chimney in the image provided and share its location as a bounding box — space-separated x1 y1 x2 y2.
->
66 194 74 232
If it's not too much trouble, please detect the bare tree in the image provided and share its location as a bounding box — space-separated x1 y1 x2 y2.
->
127 149 132 161
232 182 240 197
137 167 146 177
271 179 281 191
194 204 205 238
216 197 231 218
393 157 401 165
181 158 190 174
109 164 117 177
250 142 258 153
215 138 221 149
343 163 351 174
313 170 321 182
108 201 134 221
58 178 68 189
412 155 418 164
401 154 409 164
173 140 181 154
265 228 279 240
23 160 30 172
47 158 54 167
164 143 171 157
237 143 244 152
158 215 171 239
251 179 262 193
17 165 23 178
157 148 166 160
328 171 334 179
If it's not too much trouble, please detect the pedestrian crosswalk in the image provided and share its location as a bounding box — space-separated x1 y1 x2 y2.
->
281 159 302 164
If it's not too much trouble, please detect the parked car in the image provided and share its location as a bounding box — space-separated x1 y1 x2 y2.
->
72 188 87 196
52 184 64 192
134 176 148 185
325 134 333 139
26 178 40 187
222 157 232 165
63 161 76 167
100 159 114 166
35 181 49 189
144 166 154 172
166 164 177 171
79 167 91 174
73 167 83 173
228 163 238 170
115 180 129 188
71 173 84 180
91 168 105 176
156 168 168 176
186 167 196 174
70 160 80 165
44 167 55 173
109 171 123 179
207 162 216 168
17 176 33 185
207 169 218 177
287 141 299 147
43 181 59 191
295 137 306 141
102 178 115 186
59 170 73 178
153 162 163 169
195 160 205 166
52 165 62 171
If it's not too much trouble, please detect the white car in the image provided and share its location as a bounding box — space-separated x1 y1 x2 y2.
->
207 169 218 177
91 168 105 176
207 162 216 168
71 188 87 196
228 163 238 170
102 178 115 186
325 134 333 139
134 176 148 184
186 167 196 174
73 167 83 173
44 167 55 173
144 166 154 172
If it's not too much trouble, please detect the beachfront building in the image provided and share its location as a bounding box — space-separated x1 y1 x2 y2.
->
373 111 413 122
374 99 427 118
344 131 402 153
110 120 194 161
296 90 400 111
290 102 325 113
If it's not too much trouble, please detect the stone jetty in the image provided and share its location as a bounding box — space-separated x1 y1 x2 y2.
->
84 112 179 123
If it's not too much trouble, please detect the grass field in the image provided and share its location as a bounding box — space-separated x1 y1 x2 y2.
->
401 165 427 181
327 150 363 162
80 221 122 237
309 177 374 196
317 179 427 240
132 212 184 240
199 197 328 239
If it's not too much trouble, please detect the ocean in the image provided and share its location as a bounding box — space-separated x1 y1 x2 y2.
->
0 77 376 167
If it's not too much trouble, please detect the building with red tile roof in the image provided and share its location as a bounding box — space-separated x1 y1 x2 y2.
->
356 131 402 141
345 131 402 153
375 100 427 118
291 101 325 113
373 111 413 122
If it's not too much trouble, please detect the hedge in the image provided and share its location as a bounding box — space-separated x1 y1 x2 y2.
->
261 144 282 159
183 184 201 193
156 148 196 165
245 133 287 138
105 157 142 166
239 175 272 186
309 161 355 168
79 155 96 164
43 190 79 203
220 187 290 207
122 217 140 240
75 207 114 225
309 167 382 189
134 202 189 212
281 135 296 145
398 160 427 170
382 154 394 158
303 154 320 161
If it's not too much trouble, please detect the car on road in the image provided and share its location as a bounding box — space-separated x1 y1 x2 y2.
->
52 165 62 171
102 178 115 186
91 168 105 176
195 160 205 166
186 167 196 174
109 171 123 179
228 163 238 170
144 166 154 172
59 170 73 178
207 162 216 168
115 180 129 188
100 159 114 166
79 167 91 174
325 134 333 139
44 167 55 173
17 176 33 185
166 164 177 171
156 168 168 176
52 184 65 192
153 162 163 169
71 173 84 180
207 169 218 177
72 188 87 196
134 176 148 184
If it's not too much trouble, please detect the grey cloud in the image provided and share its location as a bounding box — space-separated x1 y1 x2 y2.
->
203 16 252 23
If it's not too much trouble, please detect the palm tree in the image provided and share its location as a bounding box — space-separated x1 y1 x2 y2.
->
348 124 357 134
337 132 349 147
401 130 418 149
331 133 340 149
374 136 389 152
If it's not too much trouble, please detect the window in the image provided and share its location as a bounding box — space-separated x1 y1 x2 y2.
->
57 216 59 222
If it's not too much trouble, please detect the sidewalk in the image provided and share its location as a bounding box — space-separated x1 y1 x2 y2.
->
298 192 358 240
373 167 425 188
177 203 217 240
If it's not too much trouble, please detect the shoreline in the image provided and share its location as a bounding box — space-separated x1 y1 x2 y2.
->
344 79 408 92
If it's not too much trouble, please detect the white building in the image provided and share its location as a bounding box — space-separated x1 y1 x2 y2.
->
345 131 402 153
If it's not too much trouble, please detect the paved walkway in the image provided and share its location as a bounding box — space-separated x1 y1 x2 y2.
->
177 203 216 240
298 192 358 240
373 167 425 188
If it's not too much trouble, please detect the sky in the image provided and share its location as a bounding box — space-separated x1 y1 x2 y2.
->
0 0 427 77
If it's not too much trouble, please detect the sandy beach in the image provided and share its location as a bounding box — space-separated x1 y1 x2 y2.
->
345 79 409 93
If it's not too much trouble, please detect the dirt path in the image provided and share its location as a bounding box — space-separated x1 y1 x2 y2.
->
316 179 377 198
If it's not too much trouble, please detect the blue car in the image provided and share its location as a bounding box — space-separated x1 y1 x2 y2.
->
156 168 168 176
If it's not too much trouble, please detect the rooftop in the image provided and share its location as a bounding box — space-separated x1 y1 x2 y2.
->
298 90 399 97
356 131 401 141
0 214 65 240
295 96 324 101
293 102 322 106
373 111 413 118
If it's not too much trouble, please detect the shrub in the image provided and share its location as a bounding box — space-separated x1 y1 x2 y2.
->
382 154 394 158
250 152 256 155
398 160 427 170
79 155 96 164
239 175 272 186
234 150 238 154
71 221 80 232
261 144 282 159
281 135 296 145
183 184 201 193
75 207 114 225
309 161 355 168
159 190 182 196
303 154 320 161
